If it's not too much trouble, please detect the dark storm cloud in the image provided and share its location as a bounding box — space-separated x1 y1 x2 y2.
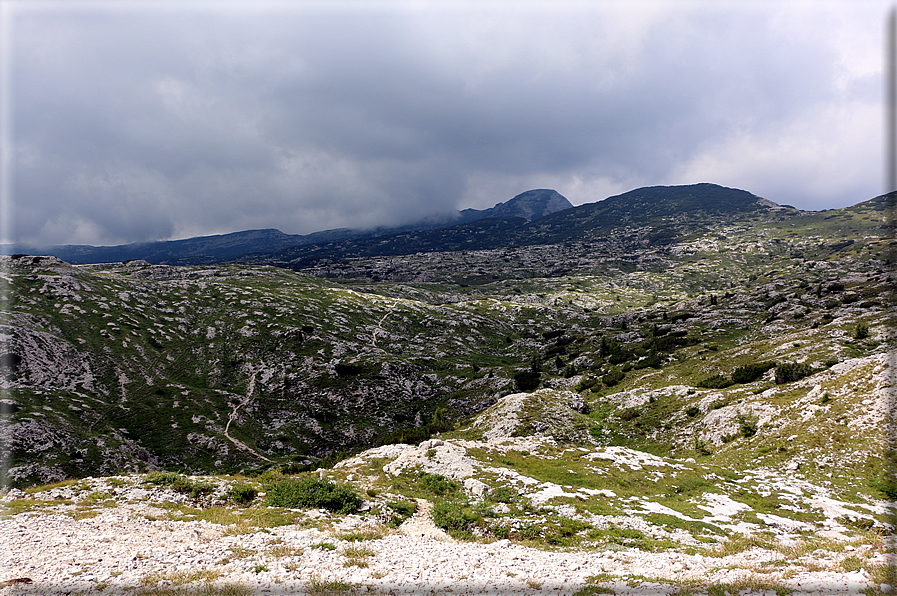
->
5 2 885 246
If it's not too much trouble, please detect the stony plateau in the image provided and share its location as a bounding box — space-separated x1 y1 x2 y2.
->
0 183 895 594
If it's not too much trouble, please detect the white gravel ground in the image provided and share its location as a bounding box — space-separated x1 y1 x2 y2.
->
0 498 887 596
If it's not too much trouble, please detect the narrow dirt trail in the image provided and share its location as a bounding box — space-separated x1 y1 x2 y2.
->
371 309 393 349
223 371 272 462
397 498 454 541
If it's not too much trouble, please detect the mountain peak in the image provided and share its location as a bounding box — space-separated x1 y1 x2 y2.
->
490 189 573 221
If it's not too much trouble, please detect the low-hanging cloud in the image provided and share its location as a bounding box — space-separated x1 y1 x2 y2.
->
7 1 885 246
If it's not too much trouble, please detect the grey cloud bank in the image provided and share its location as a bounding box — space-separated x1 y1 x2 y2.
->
5 1 886 246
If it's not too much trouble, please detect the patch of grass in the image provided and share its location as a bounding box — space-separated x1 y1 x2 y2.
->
342 544 375 568
0 498 65 518
841 554 867 572
343 545 375 558
220 547 256 563
338 526 386 541
571 586 615 596
384 500 416 527
307 576 356 596
143 472 215 499
643 513 726 537
586 526 677 551
544 517 592 546
707 578 793 596
132 583 252 596
487 486 517 503
267 545 304 558
23 478 80 494
706 533 777 557
139 569 222 587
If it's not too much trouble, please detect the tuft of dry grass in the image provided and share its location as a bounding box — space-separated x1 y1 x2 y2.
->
139 569 222 587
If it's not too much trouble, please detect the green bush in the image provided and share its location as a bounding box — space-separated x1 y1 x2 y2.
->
575 376 598 392
685 406 700 417
144 471 185 487
546 518 591 546
854 323 870 340
418 472 460 496
265 477 361 513
431 498 482 536
731 361 776 384
775 362 813 384
634 350 662 370
696 374 734 389
227 483 258 506
385 500 417 527
513 370 541 392
143 472 214 499
334 362 364 376
516 523 541 540
736 413 758 438
601 367 625 387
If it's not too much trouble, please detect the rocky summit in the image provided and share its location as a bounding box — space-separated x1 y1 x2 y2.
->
0 184 895 595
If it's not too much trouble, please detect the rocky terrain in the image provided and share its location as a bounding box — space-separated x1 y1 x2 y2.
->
0 381 893 595
0 183 895 594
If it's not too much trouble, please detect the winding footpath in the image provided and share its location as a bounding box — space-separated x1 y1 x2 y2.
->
223 372 272 463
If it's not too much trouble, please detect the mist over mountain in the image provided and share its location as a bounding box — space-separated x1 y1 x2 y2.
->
2 188 574 265
250 183 787 268
7 183 780 268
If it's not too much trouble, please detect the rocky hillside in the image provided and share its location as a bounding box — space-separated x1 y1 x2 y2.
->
0 188 893 491
0 187 895 595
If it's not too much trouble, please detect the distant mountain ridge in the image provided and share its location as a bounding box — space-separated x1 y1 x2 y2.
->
3 183 792 266
252 183 790 267
3 189 573 265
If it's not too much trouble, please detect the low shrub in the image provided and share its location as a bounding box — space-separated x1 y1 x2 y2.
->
731 361 776 384
143 472 214 499
266 477 361 514
227 483 258 506
385 500 416 527
619 408 639 421
685 406 700 417
431 498 482 537
775 362 813 384
487 486 517 504
736 413 758 438
334 363 363 376
575 376 598 392
513 370 541 392
696 374 734 389
601 368 625 387
418 472 460 496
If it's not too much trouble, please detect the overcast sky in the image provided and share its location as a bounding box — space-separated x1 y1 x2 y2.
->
1 0 888 246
